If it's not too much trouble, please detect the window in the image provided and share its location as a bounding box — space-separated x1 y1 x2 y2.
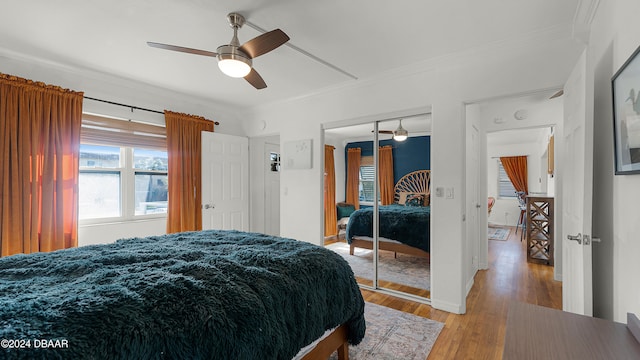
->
498 161 517 198
359 165 376 202
78 114 168 221
79 145 168 220
133 148 168 215
79 145 122 219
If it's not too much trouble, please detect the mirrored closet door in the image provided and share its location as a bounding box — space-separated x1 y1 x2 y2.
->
324 123 374 287
375 116 431 299
323 113 431 300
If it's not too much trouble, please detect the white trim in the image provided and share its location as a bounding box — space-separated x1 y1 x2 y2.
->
431 298 465 314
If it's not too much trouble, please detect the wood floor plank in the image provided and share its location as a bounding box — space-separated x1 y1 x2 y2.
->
360 226 561 359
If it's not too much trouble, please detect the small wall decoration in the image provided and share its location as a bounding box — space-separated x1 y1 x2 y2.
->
612 44 640 174
283 139 312 169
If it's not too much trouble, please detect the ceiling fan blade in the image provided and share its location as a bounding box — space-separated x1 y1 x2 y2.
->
244 68 267 89
371 130 394 134
549 89 564 99
239 29 290 59
147 42 217 57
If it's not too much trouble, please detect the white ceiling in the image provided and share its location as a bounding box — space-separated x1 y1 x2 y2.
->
0 1 580 110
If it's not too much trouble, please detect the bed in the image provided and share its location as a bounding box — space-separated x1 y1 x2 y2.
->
346 170 431 258
0 230 365 359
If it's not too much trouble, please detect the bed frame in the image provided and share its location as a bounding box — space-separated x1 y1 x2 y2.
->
349 237 430 259
301 324 350 360
350 170 431 259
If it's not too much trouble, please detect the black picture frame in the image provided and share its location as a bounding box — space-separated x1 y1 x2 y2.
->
612 44 640 175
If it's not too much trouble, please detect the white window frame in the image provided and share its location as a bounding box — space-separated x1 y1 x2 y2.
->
79 145 168 225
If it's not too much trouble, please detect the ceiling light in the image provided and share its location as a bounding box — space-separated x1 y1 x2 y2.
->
393 119 408 141
216 45 252 78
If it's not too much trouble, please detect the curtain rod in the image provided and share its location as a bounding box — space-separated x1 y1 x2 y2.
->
84 96 220 126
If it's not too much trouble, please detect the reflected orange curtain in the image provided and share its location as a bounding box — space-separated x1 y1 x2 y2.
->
0 73 83 256
378 146 394 205
346 148 361 209
324 145 337 236
500 156 528 194
165 110 214 233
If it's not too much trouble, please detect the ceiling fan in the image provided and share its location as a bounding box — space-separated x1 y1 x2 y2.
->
147 12 290 89
371 119 408 141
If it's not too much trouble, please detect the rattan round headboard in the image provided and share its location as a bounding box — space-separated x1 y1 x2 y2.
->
393 170 431 203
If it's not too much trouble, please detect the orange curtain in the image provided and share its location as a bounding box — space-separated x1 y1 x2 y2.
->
165 110 214 233
500 156 528 194
324 145 337 236
346 148 361 209
378 146 394 205
0 73 83 256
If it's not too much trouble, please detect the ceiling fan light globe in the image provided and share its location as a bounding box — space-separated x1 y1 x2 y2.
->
393 131 408 141
393 119 408 141
218 59 251 78
216 45 252 78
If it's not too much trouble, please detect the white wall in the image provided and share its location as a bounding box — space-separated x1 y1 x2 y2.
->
243 32 582 313
590 0 640 322
78 218 166 246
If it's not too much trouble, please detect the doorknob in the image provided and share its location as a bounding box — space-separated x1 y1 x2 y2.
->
475 204 481 208
567 233 582 244
587 236 601 245
202 204 215 209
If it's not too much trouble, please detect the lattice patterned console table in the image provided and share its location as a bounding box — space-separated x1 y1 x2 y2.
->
526 196 554 265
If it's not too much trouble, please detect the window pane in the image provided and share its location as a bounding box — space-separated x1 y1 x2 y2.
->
498 162 516 197
133 148 168 171
79 144 120 168
79 172 121 219
135 173 168 215
359 166 376 202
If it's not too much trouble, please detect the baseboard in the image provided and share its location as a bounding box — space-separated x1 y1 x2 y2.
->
466 277 475 296
431 298 465 314
554 270 562 282
627 313 640 345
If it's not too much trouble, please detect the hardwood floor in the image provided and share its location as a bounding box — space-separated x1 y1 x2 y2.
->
361 225 562 359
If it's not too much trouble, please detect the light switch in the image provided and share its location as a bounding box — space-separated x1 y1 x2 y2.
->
446 188 454 199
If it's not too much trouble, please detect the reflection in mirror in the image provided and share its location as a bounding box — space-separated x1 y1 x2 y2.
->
376 116 431 299
324 122 374 288
323 113 432 299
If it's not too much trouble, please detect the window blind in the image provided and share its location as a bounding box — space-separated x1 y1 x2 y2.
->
81 113 166 150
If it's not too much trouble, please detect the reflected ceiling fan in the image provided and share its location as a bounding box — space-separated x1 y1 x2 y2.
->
371 119 408 141
147 12 290 89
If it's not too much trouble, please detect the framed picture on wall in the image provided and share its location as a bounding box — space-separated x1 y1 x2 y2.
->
612 44 640 175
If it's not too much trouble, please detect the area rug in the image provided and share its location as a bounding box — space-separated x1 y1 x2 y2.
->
331 302 444 360
488 226 511 241
326 242 430 291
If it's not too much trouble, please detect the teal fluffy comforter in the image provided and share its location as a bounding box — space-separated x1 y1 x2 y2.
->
346 205 431 252
0 230 365 359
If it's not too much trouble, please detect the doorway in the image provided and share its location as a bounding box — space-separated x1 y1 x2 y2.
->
467 89 563 282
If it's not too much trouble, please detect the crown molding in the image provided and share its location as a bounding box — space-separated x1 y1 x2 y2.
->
572 0 601 44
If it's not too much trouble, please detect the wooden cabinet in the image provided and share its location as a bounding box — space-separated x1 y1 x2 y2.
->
526 196 554 265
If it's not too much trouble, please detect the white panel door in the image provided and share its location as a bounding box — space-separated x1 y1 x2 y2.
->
562 49 594 315
201 132 249 231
